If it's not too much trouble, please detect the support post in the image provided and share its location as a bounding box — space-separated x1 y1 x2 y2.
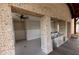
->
40 16 53 54
65 20 68 40
0 4 15 55
74 18 76 34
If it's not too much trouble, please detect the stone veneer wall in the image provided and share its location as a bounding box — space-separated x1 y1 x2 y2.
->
10 3 71 22
0 4 15 55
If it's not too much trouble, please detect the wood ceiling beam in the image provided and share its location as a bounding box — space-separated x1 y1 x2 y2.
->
67 3 76 18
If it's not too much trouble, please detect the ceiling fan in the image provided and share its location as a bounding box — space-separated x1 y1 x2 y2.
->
20 14 29 19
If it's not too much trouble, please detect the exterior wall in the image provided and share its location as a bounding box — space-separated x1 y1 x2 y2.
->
0 4 15 55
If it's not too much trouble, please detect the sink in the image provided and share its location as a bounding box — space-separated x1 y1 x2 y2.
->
51 32 62 39
51 32 66 47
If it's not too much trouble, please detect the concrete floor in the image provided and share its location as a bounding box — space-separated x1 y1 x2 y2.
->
49 37 79 55
15 37 79 55
15 38 46 55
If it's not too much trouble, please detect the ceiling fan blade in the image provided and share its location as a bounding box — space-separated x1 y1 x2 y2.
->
20 15 29 19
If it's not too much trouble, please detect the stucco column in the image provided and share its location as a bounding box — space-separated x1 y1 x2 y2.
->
0 4 15 55
40 16 53 54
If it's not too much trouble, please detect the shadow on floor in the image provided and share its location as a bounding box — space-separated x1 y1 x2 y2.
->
49 38 79 55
